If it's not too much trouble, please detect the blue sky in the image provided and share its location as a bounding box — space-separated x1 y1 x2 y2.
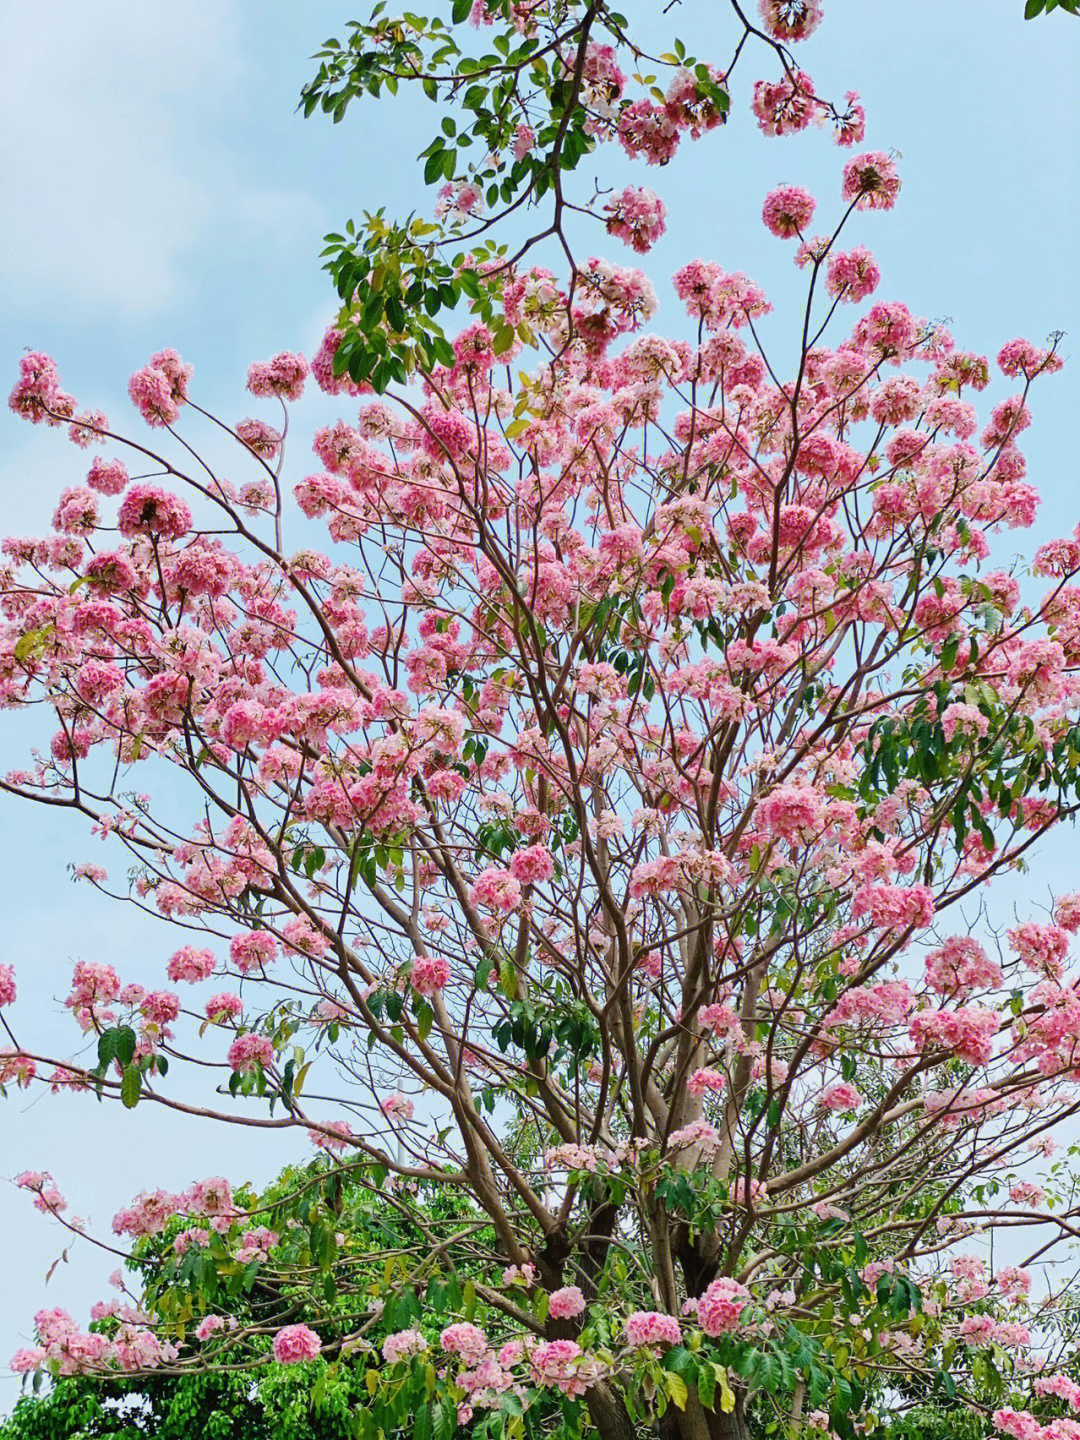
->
1 0 1078 1401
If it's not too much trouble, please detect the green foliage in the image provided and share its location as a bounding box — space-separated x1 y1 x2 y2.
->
1024 0 1079 15
300 3 729 390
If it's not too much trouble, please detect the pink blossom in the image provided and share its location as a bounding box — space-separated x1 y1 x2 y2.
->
167 946 217 984
762 184 816 239
687 1068 726 1098
383 1328 428 1363
86 457 129 495
508 845 555 886
247 352 308 402
1008 922 1070 978
604 187 667 254
380 1092 415 1121
440 1322 489 1367
1055 893 1080 934
529 1339 597 1398
548 1285 586 1319
841 152 901 211
229 932 278 974
851 883 934 931
758 0 823 42
697 1276 751 1336
818 1082 863 1112
117 484 191 540
411 953 451 996
625 1311 682 1348
227 1033 274 1074
271 1324 322 1364
206 993 243 1023
468 866 522 914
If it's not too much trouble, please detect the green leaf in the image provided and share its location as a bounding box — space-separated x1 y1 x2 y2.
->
666 1372 688 1411
416 1001 434 1042
433 1396 457 1440
97 1029 119 1070
120 1063 142 1109
415 1405 434 1440
696 1362 716 1411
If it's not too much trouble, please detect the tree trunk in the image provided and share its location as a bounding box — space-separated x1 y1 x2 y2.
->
707 1392 752 1440
586 1380 638 1440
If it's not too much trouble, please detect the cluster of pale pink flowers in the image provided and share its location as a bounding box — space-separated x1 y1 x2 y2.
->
603 186 667 254
624 1310 682 1349
11 1305 179 1378
696 1276 752 1336
271 1324 322 1364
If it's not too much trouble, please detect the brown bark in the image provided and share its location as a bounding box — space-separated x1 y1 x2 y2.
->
586 1380 638 1440
708 1394 752 1440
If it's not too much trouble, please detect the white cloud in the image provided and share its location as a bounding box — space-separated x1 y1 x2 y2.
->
0 0 315 323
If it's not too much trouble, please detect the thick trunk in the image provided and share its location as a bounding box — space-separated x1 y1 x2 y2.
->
675 1387 752 1440
590 1379 751 1440
586 1380 638 1440
709 1397 751 1440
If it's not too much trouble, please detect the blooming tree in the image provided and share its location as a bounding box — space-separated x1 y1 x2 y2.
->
4 5 1080 1440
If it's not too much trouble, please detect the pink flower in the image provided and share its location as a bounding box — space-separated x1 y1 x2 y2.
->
757 783 825 840
0 964 15 1007
851 883 934 932
271 1324 321 1364
187 1177 233 1216
1055 893 1080 934
411 953 451 996
86 457 129 495
818 1082 863 1112
924 938 1002 997
247 352 308 402
908 1006 999 1066
383 1329 428 1363
825 246 880 302
236 419 283 459
127 351 190 426
529 1339 596 1397
468 866 522 914
141 990 181 1025
206 993 243 1023
440 1323 489 1367
308 1120 353 1153
128 367 179 425
380 1092 415 1121
1007 922 1070 978
604 187 667 254
227 1033 274 1074
548 1285 586 1319
509 845 555 886
697 1277 751 1336
687 1068 726 1098
1009 1182 1046 1209
625 1311 682 1348
617 100 681 165
229 932 278 975
758 0 822 42
167 946 217 984
841 152 901 211
762 185 816 239
751 70 816 137
512 124 536 159
117 484 191 540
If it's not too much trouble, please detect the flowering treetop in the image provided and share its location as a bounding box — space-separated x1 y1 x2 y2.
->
3 5 1079 1440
